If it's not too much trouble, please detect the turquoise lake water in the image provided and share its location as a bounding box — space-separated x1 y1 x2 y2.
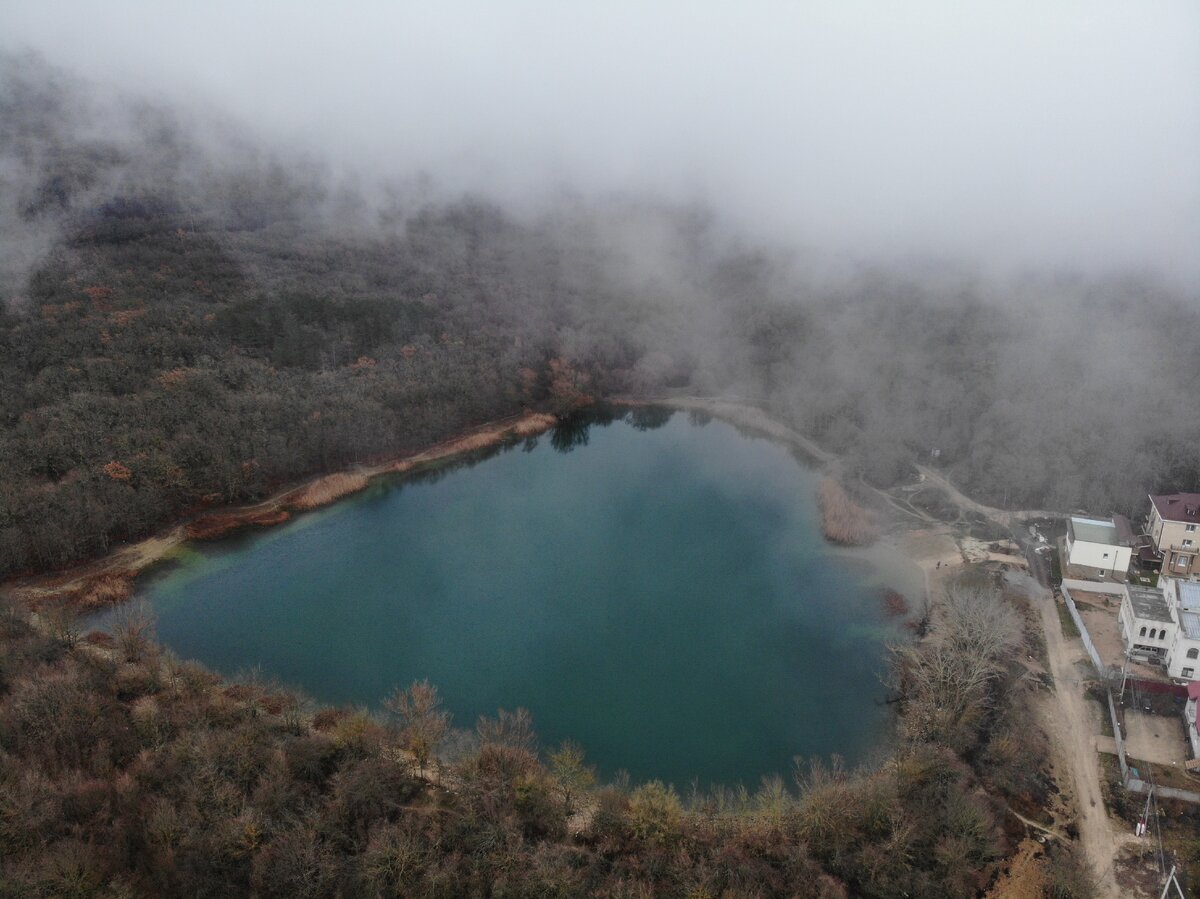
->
106 409 920 788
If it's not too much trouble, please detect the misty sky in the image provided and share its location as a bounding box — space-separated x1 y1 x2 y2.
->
5 1 1199 281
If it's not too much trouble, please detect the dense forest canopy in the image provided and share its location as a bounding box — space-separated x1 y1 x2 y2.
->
1 53 1198 579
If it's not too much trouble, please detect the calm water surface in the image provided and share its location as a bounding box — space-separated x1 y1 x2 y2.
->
108 410 920 787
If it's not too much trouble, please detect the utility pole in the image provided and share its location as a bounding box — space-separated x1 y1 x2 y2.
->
1159 864 1186 899
1120 648 1132 702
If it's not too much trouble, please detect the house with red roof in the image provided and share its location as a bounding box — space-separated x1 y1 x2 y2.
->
1148 493 1200 577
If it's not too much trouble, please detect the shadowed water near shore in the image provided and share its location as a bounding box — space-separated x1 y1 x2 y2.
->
96 409 923 788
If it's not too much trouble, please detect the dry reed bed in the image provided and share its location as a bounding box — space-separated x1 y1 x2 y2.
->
817 476 878 545
184 507 290 540
291 472 370 510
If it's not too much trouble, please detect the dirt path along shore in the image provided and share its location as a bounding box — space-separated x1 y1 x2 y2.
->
1032 579 1123 898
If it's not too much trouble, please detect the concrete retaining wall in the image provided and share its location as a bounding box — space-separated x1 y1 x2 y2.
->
1126 779 1200 804
1107 689 1129 783
1060 586 1107 676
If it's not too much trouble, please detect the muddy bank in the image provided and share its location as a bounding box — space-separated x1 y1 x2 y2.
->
4 411 558 611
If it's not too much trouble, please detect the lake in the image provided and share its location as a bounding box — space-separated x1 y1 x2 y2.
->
104 407 922 788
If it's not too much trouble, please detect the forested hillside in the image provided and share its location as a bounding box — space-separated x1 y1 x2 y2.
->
2 55 1199 579
0 573 1098 897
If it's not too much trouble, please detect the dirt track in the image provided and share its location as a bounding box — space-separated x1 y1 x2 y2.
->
1027 575 1124 898
913 464 1063 526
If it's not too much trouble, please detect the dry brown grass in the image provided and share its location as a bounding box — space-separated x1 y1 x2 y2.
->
75 574 134 609
185 508 290 540
291 473 369 511
444 432 501 454
511 412 557 437
816 477 878 545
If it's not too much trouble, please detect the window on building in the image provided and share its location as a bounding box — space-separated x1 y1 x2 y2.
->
1140 626 1147 637
1187 524 1197 532
1185 668 1195 679
1184 540 1195 548
1188 648 1199 660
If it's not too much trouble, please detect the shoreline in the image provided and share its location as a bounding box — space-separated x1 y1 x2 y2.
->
3 409 558 611
631 394 981 609
5 394 992 616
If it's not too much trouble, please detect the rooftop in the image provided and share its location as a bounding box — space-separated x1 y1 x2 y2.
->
1070 516 1131 546
1126 585 1174 623
1180 581 1200 612
1151 493 1200 524
1181 611 1200 641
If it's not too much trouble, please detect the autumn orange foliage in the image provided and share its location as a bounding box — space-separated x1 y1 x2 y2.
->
185 508 290 540
103 461 133 482
156 368 191 389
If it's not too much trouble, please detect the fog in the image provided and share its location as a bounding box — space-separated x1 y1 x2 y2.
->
5 0 1199 281
3 1 1200 583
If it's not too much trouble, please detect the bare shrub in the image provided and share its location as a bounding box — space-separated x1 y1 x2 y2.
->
476 707 536 753
359 818 428 894
41 599 80 649
250 824 335 899
549 740 596 815
816 477 877 545
77 574 132 608
111 600 156 663
626 781 683 846
330 710 386 757
0 593 30 637
1044 843 1097 898
384 680 450 776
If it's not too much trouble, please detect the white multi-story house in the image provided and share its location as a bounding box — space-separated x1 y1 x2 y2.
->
1186 682 1200 759
1119 584 1176 664
1065 515 1134 577
1148 493 1200 577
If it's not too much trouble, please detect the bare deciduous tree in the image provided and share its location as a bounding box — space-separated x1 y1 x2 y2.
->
548 740 596 815
891 583 1022 751
384 679 450 777
111 600 157 663
476 707 536 752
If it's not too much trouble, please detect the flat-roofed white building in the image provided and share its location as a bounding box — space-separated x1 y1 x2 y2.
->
1065 515 1134 578
1186 682 1200 758
1164 579 1200 680
1118 584 1175 664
